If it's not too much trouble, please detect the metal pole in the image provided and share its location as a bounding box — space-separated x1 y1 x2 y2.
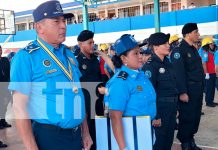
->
154 0 160 32
82 0 89 30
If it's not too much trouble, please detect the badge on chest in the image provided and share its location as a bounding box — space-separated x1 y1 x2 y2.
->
43 59 51 67
82 64 87 70
137 85 143 91
159 68 165 74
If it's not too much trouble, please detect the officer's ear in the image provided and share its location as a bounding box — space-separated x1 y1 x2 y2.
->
120 55 127 64
34 19 46 34
78 41 82 48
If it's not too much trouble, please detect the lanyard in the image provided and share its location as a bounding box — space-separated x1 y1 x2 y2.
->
37 39 73 81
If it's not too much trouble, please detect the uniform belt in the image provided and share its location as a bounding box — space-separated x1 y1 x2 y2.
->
157 96 178 103
33 121 80 133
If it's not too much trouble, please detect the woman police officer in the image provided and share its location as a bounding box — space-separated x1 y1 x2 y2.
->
142 32 178 150
104 34 156 150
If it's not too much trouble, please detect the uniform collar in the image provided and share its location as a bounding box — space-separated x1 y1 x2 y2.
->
181 39 196 49
79 51 96 60
121 65 140 79
209 50 215 54
152 53 168 63
37 37 65 54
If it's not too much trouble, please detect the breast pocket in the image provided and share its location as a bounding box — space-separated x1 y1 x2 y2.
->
157 73 171 81
157 74 171 89
44 68 63 79
186 55 198 71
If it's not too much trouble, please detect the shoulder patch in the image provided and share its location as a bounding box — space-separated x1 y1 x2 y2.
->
174 52 181 59
24 42 40 54
177 42 181 47
117 71 128 80
203 51 208 57
144 70 152 78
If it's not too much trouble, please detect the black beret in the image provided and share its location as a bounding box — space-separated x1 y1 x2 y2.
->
148 32 170 46
77 30 94 42
182 23 198 35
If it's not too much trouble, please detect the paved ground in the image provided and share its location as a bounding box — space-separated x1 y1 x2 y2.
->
172 93 218 150
1 93 218 150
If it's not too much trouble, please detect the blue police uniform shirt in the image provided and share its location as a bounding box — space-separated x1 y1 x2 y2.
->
198 47 203 58
201 50 208 62
105 65 156 120
104 55 113 74
9 38 85 128
214 50 218 65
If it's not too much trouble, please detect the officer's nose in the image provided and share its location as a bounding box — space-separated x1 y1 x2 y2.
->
61 21 66 29
138 53 143 59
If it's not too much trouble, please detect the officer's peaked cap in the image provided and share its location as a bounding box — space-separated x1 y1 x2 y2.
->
182 23 198 35
114 34 138 55
77 30 94 42
110 45 115 51
148 32 170 46
33 0 74 23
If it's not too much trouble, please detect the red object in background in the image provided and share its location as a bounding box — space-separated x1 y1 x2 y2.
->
99 57 106 75
204 50 215 74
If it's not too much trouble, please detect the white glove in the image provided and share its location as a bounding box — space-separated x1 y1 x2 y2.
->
205 73 210 79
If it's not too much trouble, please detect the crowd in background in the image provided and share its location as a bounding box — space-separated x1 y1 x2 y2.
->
0 1 218 149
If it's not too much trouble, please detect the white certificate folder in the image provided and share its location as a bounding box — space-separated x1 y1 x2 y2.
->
95 116 153 150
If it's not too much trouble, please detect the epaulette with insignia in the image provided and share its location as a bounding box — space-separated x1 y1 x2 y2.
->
24 42 40 54
146 57 153 64
176 42 181 48
117 71 128 80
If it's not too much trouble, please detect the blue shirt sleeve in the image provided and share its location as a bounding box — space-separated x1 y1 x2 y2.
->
198 48 203 57
214 51 218 65
8 50 32 95
202 51 208 63
104 63 108 70
108 79 129 112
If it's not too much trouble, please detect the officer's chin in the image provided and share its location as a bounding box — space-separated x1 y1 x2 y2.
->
138 62 143 68
90 49 95 54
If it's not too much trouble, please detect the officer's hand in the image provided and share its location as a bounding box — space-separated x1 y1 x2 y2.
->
82 131 93 150
179 93 189 102
93 50 103 56
152 119 161 127
205 73 210 80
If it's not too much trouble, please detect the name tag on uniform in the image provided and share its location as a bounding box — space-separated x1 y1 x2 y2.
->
46 69 57 74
